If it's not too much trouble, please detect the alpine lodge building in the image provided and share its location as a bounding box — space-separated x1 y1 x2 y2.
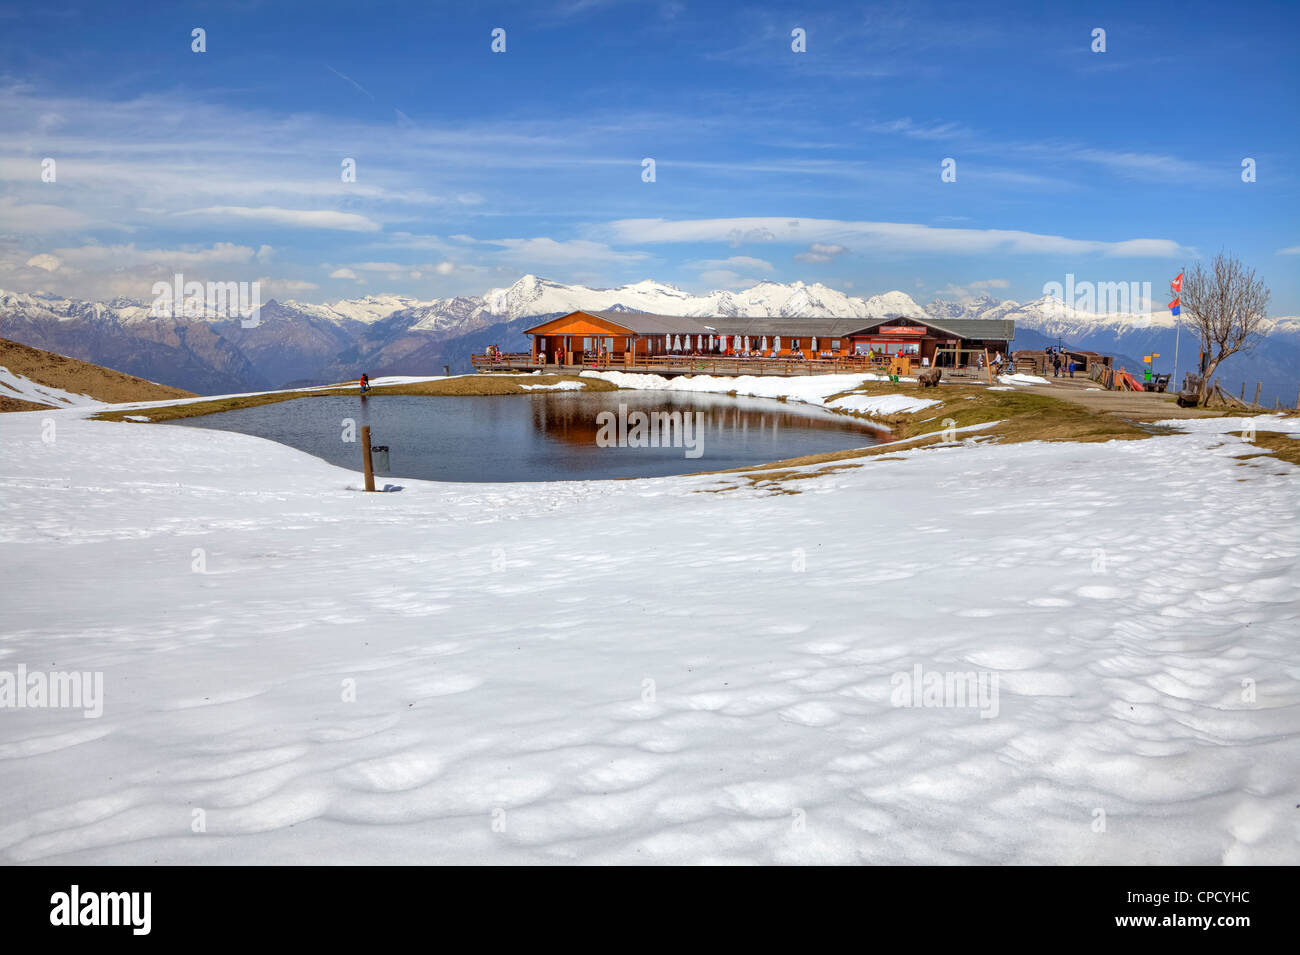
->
472 309 1016 377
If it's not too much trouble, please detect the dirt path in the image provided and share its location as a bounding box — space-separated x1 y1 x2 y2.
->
1024 379 1231 419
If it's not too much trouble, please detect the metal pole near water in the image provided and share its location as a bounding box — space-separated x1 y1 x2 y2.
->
361 425 375 492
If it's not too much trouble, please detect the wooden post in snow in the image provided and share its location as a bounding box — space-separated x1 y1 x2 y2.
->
361 425 375 492
1253 382 1262 407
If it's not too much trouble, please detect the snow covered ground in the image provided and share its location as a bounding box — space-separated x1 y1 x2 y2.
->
826 394 940 417
1 397 1298 865
998 373 1051 386
583 369 907 404
0 367 100 408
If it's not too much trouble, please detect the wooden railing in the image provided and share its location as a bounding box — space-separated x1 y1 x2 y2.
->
470 352 995 378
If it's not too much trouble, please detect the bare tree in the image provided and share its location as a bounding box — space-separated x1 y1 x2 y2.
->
1177 253 1271 405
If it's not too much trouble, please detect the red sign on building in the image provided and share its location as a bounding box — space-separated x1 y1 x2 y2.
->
879 326 926 335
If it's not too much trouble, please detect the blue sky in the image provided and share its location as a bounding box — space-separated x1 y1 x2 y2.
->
2 0 1298 311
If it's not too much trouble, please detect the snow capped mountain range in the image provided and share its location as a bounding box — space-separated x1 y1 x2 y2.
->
4 276 1297 400
7 275 1296 336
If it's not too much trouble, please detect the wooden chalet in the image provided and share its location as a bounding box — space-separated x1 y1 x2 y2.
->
472 309 1015 377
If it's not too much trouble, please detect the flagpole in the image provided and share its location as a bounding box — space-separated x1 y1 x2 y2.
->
1169 270 1182 391
1172 319 1180 391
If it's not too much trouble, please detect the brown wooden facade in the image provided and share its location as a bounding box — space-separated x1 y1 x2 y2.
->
522 310 1014 366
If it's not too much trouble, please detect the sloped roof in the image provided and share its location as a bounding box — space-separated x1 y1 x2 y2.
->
525 310 711 335
525 310 1014 341
917 318 1016 341
707 317 870 338
846 316 1015 341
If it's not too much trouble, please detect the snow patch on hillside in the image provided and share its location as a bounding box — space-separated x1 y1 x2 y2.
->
1153 414 1300 434
0 366 102 407
828 394 940 416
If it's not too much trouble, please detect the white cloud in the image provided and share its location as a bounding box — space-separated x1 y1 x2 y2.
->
687 255 773 272
0 198 98 233
793 243 848 263
257 277 320 294
177 206 381 232
29 242 266 273
26 253 61 272
348 262 407 273
329 267 359 279
932 279 1011 303
0 242 280 302
468 236 649 266
602 217 1189 258
696 269 760 289
1278 246 1300 255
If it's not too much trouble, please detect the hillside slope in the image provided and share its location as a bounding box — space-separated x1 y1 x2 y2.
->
0 338 195 411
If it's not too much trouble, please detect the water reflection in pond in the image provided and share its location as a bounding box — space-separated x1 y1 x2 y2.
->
170 390 884 482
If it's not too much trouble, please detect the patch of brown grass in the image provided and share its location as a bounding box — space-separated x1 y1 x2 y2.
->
1229 431 1300 467
0 395 53 413
696 383 1150 492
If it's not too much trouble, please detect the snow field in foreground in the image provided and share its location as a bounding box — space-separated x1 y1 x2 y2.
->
0 403 1297 864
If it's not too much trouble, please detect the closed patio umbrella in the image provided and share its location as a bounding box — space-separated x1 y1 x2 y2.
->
811 337 818 351
761 336 768 351
774 335 781 354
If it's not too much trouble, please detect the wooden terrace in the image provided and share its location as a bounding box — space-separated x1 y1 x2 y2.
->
470 352 997 380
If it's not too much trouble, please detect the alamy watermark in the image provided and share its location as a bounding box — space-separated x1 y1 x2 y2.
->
891 663 999 719
151 273 261 327
50 885 150 935
1042 274 1152 315
595 403 705 459
1 665 104 718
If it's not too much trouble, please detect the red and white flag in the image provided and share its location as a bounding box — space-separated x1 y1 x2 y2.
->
1171 271 1183 293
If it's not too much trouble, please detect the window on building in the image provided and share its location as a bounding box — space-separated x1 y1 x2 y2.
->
831 340 840 350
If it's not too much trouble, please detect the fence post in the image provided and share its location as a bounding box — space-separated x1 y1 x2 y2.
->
1253 381 1261 407
361 425 375 492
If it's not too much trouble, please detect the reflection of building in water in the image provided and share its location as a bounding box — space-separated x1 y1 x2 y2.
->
526 393 864 448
